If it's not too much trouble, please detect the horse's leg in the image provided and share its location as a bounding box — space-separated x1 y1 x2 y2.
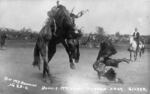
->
33 41 41 70
98 72 102 79
0 40 2 48
0 43 1 48
130 51 132 61
142 48 144 55
139 49 142 57
143 47 145 53
134 51 137 61
135 46 139 60
75 40 80 63
62 41 75 69
1 41 3 48
40 43 50 80
137 48 140 57
47 41 56 79
3 39 6 47
48 42 56 62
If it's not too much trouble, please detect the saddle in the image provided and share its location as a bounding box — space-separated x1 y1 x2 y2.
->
48 5 73 29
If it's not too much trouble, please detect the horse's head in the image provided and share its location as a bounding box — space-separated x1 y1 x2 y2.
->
99 40 117 58
67 38 80 63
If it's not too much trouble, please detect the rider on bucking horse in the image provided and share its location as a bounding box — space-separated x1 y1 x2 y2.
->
47 0 87 39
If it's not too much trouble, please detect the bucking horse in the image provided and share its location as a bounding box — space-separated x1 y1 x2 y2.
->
32 5 82 82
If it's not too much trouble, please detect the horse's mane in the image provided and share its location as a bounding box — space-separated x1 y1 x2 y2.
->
40 18 52 34
37 18 53 42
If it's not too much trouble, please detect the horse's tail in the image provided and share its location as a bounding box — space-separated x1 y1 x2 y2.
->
32 41 41 70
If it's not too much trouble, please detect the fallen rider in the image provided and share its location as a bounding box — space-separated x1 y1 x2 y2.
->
93 39 130 83
93 58 130 83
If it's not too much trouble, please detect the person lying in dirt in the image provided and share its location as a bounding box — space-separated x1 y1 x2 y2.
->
93 38 130 83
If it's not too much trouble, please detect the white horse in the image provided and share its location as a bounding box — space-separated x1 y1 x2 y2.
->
128 36 145 61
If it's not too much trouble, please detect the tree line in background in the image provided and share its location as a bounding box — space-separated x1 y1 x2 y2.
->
0 27 150 47
0 27 38 41
80 26 150 48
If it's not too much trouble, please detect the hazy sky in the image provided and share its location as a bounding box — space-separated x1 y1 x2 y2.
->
0 0 149 35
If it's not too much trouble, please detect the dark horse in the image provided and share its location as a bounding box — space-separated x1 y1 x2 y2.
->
93 38 130 82
32 5 81 81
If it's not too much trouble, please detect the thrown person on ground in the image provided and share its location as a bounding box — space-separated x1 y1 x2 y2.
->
93 37 130 82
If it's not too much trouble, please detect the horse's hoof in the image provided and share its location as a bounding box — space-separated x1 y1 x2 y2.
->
43 78 47 83
75 59 79 63
47 79 52 84
43 77 52 83
48 74 53 83
70 64 76 69
98 75 102 80
32 64 41 70
115 78 123 84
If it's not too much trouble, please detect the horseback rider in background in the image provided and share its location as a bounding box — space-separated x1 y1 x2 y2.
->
0 32 7 48
132 27 140 50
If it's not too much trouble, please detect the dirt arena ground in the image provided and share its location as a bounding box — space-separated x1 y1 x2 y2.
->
0 40 150 94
